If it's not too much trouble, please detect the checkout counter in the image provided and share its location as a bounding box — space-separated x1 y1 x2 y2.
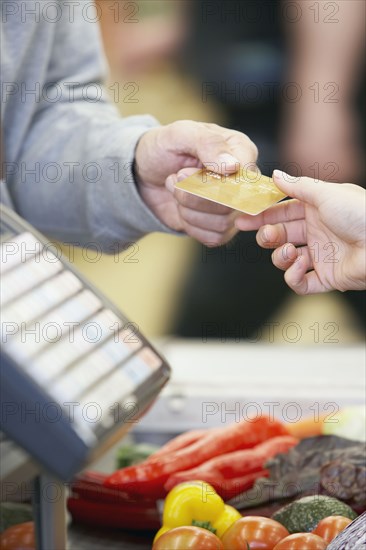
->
1 205 365 549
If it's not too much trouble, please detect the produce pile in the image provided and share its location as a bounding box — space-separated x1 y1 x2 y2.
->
65 413 365 549
152 483 358 549
2 413 365 548
104 415 297 500
67 415 298 530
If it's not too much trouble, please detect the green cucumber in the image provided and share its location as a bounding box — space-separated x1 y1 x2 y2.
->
272 495 357 534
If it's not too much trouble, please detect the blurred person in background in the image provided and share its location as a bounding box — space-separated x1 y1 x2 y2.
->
172 0 365 338
95 0 188 75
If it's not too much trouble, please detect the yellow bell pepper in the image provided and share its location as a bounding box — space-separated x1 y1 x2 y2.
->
154 481 241 541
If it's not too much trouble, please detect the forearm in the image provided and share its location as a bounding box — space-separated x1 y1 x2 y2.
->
9 98 169 250
283 0 365 103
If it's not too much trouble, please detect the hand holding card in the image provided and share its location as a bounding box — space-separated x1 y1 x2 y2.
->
135 121 258 246
175 168 287 216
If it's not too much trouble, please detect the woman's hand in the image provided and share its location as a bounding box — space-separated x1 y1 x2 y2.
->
236 171 366 294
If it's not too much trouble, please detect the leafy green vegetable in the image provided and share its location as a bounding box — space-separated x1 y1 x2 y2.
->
230 436 365 511
116 443 159 469
0 502 33 533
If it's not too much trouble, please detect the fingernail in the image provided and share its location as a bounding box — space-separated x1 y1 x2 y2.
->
259 226 270 243
273 170 298 183
289 245 298 260
177 172 189 182
218 154 240 170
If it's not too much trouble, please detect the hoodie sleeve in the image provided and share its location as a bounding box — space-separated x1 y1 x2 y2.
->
7 2 173 251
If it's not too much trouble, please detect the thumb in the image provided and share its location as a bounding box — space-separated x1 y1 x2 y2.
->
193 128 241 175
272 170 327 206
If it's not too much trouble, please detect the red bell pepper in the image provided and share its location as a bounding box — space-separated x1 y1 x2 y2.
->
201 469 269 501
67 497 160 530
146 430 210 461
104 416 289 498
70 471 149 504
68 471 160 530
164 435 298 499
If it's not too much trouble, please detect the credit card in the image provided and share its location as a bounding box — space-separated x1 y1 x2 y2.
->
175 168 287 215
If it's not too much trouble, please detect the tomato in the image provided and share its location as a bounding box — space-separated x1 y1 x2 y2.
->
221 516 289 550
152 526 224 549
0 522 35 550
273 533 327 550
313 515 353 543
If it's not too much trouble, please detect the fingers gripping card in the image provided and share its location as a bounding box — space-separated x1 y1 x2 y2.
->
175 168 287 215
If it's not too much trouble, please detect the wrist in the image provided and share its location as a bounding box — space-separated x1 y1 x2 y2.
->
132 156 145 194
133 126 162 192
133 130 155 208
132 156 155 216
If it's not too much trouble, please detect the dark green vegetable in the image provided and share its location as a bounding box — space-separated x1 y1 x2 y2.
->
116 443 159 469
0 502 33 533
271 495 357 534
229 435 365 511
320 454 366 508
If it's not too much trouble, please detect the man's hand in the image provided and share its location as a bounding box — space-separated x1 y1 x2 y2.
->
236 171 366 295
134 120 258 246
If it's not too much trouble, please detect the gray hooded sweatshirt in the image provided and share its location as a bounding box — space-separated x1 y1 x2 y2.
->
0 0 171 251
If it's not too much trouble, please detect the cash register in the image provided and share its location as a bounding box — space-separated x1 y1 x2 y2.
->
0 204 171 549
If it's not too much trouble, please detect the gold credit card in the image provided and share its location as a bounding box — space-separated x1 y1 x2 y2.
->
175 168 287 216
